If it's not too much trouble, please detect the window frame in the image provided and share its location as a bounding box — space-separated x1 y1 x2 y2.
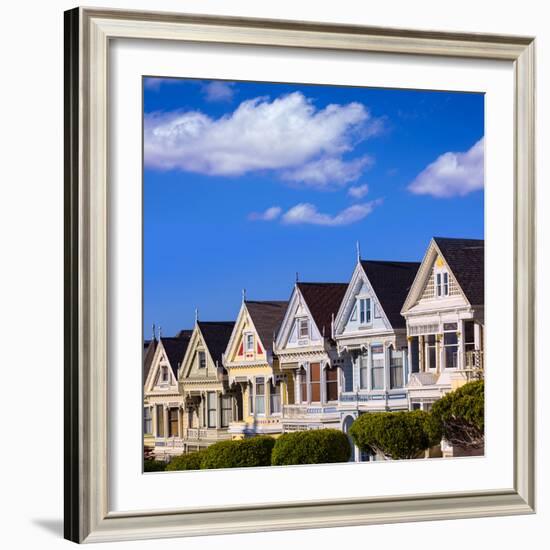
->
298 317 309 339
245 332 254 352
358 297 372 325
198 350 206 369
206 391 217 428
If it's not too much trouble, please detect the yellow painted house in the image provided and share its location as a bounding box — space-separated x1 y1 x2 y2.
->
223 299 288 437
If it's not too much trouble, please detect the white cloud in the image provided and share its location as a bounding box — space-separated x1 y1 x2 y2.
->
144 92 380 183
282 155 373 189
281 200 381 226
248 206 282 221
408 138 484 198
203 81 235 102
347 184 369 199
144 77 169 91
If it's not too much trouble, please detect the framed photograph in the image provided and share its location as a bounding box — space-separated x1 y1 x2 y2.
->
64 7 535 543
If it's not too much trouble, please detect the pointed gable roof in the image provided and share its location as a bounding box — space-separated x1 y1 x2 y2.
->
296 282 348 336
360 260 421 328
197 321 235 367
245 300 288 352
143 338 158 382
160 331 192 376
433 237 484 306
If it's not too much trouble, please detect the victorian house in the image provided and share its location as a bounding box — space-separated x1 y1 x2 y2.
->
143 330 192 460
401 238 484 420
177 320 236 453
333 256 420 458
274 282 348 432
223 298 288 437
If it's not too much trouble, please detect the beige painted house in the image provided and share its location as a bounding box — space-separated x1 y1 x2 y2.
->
178 320 236 452
143 330 192 460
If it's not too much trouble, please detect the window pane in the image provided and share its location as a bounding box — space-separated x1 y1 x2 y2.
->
270 381 281 414
156 405 164 437
359 353 368 389
372 367 384 389
310 363 321 402
326 367 338 401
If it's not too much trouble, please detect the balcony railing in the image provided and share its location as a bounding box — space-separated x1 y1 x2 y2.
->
283 404 339 418
185 428 232 441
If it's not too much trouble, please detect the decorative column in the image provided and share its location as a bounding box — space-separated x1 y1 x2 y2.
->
365 344 372 391
152 405 157 437
163 405 169 439
419 335 425 372
458 320 465 370
384 343 391 392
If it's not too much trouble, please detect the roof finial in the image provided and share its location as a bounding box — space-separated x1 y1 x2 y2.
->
158 325 162 339
356 240 361 262
242 288 246 303
152 323 156 341
195 308 199 323
295 271 299 283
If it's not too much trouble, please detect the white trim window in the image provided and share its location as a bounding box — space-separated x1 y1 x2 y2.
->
143 407 152 434
198 351 206 369
160 365 169 383
206 391 217 428
298 318 309 339
245 333 254 352
435 270 449 297
255 377 265 415
358 297 372 325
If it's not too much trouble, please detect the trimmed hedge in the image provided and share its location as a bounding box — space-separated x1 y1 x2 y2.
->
426 380 484 450
143 459 166 472
200 436 276 469
165 449 208 471
349 410 439 460
271 429 351 465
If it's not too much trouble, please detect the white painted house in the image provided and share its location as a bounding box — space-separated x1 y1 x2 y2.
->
401 237 485 414
333 257 420 459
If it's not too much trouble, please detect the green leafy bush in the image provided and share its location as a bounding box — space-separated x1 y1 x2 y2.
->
427 380 484 450
349 410 439 460
200 436 275 469
143 459 166 472
271 429 351 465
165 449 208 471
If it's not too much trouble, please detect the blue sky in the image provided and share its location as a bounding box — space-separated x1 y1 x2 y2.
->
143 77 484 337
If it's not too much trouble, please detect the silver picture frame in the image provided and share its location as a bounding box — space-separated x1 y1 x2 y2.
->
64 7 535 543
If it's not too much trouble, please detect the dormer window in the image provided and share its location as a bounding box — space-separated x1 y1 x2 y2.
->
198 351 206 369
298 318 309 339
245 333 254 352
435 271 449 297
358 298 371 325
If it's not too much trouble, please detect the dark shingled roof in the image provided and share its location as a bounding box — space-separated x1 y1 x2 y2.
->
245 300 288 352
160 331 193 376
434 237 485 305
197 321 235 367
143 338 158 382
360 260 421 328
296 282 348 337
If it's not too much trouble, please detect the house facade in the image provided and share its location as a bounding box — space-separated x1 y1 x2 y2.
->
143 330 192 460
177 320 237 453
401 238 485 413
223 299 288 437
333 258 421 459
274 282 348 432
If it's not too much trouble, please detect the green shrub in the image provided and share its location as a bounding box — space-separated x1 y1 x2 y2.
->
271 429 351 465
349 410 439 460
200 436 275 469
165 449 208 471
427 380 484 450
143 459 166 472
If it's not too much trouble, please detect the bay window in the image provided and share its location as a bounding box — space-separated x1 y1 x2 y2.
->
325 365 338 402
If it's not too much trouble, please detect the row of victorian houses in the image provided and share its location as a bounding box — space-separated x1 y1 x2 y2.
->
144 237 485 461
